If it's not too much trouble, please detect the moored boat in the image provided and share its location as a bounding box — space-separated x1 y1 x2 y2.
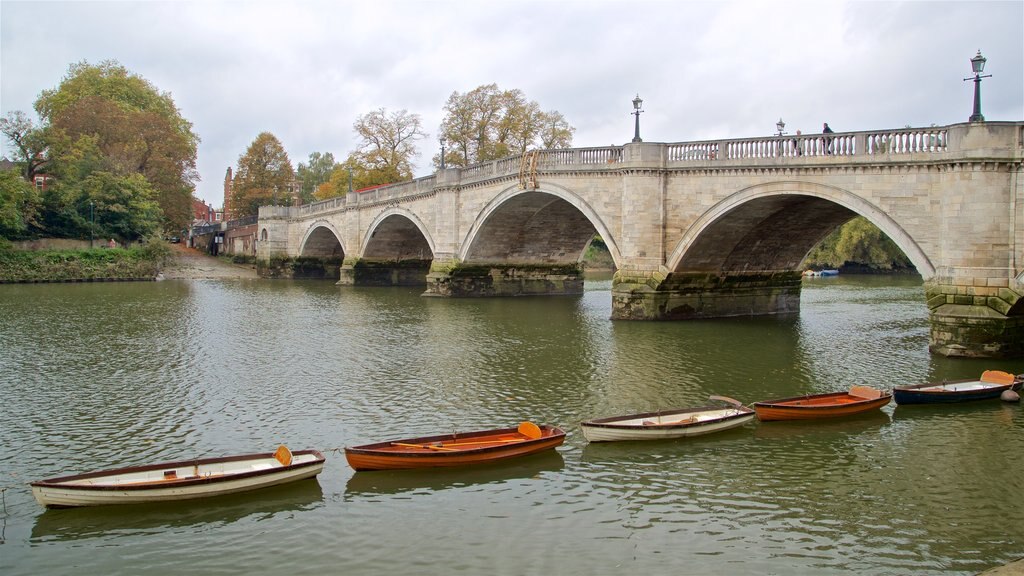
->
31 446 325 508
580 395 755 442
893 370 1022 405
754 386 891 421
344 422 565 471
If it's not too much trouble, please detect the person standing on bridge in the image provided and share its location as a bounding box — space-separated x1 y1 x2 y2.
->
822 123 834 154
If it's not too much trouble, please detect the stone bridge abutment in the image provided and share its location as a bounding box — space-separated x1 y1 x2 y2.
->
257 122 1023 358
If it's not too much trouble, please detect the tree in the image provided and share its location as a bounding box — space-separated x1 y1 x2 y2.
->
438 84 575 168
78 172 162 241
313 165 352 202
538 110 575 149
0 170 40 239
346 108 425 187
803 216 913 270
296 151 337 204
0 111 50 181
231 132 294 218
34 60 199 231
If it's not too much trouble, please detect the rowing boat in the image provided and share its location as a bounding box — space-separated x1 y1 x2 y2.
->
30 446 325 508
753 386 891 421
893 370 1022 405
344 422 565 471
580 395 755 442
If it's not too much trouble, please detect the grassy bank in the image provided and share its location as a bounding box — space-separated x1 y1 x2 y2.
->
0 242 171 283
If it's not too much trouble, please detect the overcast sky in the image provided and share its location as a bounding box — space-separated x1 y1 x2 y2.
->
2 0 1022 206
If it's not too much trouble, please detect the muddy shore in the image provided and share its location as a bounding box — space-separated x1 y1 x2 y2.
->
160 244 258 280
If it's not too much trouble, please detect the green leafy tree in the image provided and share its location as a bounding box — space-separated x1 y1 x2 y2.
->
34 60 199 231
79 172 162 241
231 132 295 218
803 216 913 270
296 151 338 204
0 170 40 239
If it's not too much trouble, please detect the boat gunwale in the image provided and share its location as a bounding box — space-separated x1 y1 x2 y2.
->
753 390 892 410
893 378 1016 394
30 450 326 492
345 426 566 458
581 405 754 430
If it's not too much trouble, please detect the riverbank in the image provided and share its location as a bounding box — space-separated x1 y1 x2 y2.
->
0 244 164 283
0 241 257 282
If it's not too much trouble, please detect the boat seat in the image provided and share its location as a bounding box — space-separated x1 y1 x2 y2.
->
273 445 293 467
980 370 1015 385
849 386 882 400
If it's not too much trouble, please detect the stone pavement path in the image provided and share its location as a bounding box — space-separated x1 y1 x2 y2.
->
160 243 258 280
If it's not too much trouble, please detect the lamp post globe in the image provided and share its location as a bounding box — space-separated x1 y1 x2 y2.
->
776 118 786 137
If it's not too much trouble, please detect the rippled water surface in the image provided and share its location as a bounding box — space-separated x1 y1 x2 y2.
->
1 275 1022 575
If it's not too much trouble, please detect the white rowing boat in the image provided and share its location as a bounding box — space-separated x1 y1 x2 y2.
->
580 396 755 442
31 445 325 508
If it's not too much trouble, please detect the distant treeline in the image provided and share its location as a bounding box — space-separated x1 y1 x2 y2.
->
802 216 915 273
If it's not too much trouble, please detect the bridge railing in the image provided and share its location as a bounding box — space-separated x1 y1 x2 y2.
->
283 125 965 218
670 126 950 161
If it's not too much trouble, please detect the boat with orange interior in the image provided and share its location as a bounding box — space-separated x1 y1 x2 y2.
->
344 422 565 471
753 386 892 422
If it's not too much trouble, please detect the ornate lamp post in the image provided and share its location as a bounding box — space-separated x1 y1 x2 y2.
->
964 50 991 122
631 94 644 143
775 118 787 136
439 136 446 169
89 200 95 248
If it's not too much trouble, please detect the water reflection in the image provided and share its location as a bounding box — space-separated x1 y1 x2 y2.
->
344 451 565 497
751 410 892 440
30 479 324 543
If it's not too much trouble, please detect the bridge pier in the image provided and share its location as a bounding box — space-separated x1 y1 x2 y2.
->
256 256 342 279
610 270 803 320
424 260 583 297
337 258 432 286
926 278 1024 358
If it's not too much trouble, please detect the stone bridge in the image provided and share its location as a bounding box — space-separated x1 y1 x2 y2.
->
257 121 1024 358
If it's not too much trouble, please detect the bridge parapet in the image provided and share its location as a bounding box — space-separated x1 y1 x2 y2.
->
283 122 1019 221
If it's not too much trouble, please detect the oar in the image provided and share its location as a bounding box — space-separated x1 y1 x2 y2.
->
709 395 743 408
441 438 523 447
391 442 457 451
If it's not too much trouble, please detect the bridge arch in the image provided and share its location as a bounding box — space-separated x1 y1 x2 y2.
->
361 207 436 261
666 181 935 278
299 220 346 258
459 182 623 268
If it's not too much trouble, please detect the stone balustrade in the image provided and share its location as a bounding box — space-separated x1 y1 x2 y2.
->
283 124 995 219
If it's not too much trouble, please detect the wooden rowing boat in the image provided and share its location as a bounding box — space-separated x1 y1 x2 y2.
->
344 422 565 471
753 386 891 421
30 446 325 508
893 370 1022 405
580 395 755 442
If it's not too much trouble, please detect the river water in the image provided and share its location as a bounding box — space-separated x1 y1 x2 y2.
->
1 275 1021 575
